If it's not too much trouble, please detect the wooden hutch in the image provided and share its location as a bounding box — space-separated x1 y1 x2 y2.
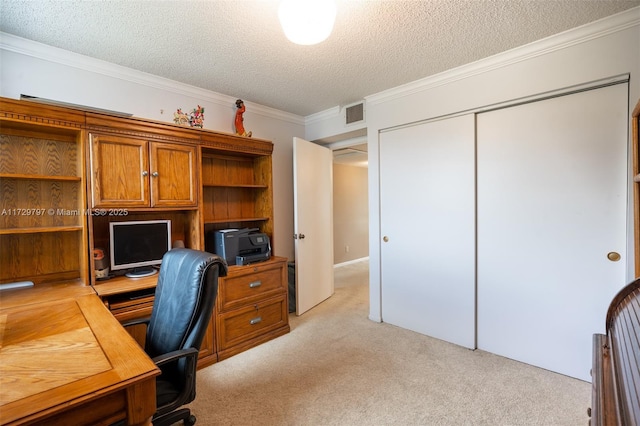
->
0 97 289 368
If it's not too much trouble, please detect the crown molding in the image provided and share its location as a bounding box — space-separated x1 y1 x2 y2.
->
0 32 305 126
366 6 640 106
305 106 340 125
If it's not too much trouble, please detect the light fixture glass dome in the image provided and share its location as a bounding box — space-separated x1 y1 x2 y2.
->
278 0 337 45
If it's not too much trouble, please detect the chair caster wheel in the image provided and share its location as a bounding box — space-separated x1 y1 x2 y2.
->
184 414 196 425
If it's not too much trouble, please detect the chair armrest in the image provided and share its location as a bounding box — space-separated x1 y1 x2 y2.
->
152 347 199 367
120 316 151 329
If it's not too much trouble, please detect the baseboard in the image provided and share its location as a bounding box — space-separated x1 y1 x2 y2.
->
334 257 369 268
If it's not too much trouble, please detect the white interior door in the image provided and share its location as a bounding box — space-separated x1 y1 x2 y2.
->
477 83 628 381
293 137 334 315
380 114 476 349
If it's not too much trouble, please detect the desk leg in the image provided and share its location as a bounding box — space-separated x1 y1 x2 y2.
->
126 379 156 425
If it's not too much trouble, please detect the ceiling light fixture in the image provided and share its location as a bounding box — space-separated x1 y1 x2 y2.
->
278 0 337 46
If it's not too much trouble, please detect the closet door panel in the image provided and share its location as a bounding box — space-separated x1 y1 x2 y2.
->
380 114 475 349
477 83 628 381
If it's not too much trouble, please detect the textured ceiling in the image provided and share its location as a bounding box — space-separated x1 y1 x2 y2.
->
1 0 639 117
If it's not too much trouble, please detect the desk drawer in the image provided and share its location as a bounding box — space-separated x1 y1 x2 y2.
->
109 296 154 322
218 263 285 312
216 295 288 351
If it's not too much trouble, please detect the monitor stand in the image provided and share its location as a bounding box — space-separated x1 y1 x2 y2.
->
125 267 157 278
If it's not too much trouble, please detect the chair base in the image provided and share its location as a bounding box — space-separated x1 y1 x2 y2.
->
153 408 196 426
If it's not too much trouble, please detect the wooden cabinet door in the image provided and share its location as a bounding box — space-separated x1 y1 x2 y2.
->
90 134 149 208
149 142 197 207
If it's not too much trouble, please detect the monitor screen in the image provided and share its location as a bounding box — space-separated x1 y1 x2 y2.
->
109 220 171 277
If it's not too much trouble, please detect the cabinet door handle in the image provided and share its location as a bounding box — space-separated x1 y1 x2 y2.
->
142 170 149 177
152 171 159 178
250 316 262 325
249 280 262 288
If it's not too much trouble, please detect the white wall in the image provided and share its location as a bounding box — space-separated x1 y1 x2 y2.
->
0 34 304 261
365 9 640 322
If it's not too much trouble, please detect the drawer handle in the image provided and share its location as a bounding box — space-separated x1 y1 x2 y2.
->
249 280 262 288
250 316 262 325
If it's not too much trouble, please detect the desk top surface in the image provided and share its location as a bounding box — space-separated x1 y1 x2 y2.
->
0 281 95 309
0 286 159 424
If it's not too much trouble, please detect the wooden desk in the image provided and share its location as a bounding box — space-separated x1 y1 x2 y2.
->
0 285 160 425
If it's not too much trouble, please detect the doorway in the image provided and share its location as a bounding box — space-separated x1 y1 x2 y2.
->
331 141 369 266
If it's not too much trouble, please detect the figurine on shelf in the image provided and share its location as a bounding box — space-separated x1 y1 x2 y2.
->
190 105 204 128
234 99 252 137
173 108 189 126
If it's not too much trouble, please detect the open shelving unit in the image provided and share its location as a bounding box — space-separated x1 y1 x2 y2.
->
200 150 273 239
0 103 89 286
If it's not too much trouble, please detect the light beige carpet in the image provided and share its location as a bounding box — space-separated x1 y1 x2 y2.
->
187 260 591 425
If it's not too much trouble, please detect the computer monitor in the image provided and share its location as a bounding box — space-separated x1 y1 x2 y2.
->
109 219 171 278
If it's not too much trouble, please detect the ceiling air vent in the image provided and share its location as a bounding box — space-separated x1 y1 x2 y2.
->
345 102 364 125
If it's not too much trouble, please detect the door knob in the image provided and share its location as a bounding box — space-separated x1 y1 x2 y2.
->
142 170 149 177
299 234 306 239
607 252 621 262
294 234 306 239
383 236 389 242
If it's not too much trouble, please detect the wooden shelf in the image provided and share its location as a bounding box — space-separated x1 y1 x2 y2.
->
0 173 81 182
1 97 88 288
204 217 269 224
0 226 84 235
202 183 268 189
93 274 158 297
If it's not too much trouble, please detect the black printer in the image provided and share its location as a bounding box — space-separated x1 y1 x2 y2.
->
206 228 271 266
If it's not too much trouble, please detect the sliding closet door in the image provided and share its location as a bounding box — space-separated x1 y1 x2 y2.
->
380 114 475 349
477 83 628 381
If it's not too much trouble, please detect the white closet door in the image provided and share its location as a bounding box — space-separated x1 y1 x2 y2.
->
380 114 475 349
477 83 628 381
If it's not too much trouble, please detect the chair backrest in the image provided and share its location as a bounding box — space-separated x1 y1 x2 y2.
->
146 248 227 359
